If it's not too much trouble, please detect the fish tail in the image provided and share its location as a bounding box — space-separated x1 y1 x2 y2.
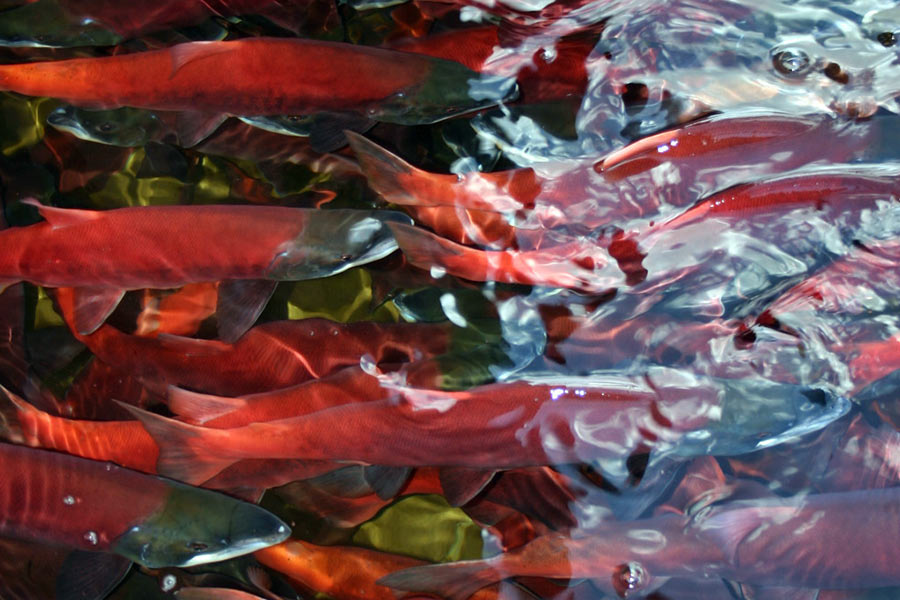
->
378 560 503 600
166 385 246 425
346 131 431 206
120 403 236 485
388 222 469 275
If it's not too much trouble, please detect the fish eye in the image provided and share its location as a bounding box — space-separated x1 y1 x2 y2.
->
877 31 897 47
771 47 812 78
188 541 209 551
823 62 849 85
612 562 648 598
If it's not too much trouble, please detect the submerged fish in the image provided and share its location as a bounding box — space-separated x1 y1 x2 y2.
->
127 368 846 487
0 37 517 125
0 441 289 568
380 486 900 598
0 201 407 339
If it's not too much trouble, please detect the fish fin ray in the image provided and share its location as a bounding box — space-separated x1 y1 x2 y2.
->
378 561 502 600
167 386 247 425
388 223 467 277
346 131 428 206
216 279 276 343
56 551 131 600
363 465 412 500
307 114 374 152
174 111 228 147
120 402 234 484
439 467 496 506
170 41 236 78
21 198 101 228
70 287 125 335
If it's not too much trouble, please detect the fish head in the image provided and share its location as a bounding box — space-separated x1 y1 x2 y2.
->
0 2 122 48
266 210 412 280
111 485 290 568
674 379 850 458
46 106 163 147
373 59 519 125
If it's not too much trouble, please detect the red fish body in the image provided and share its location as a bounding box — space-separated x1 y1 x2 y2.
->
388 23 599 103
0 202 400 289
381 487 900 598
57 299 453 397
6 202 403 337
388 222 623 293
169 366 393 428
0 37 516 124
0 441 289 567
131 372 721 485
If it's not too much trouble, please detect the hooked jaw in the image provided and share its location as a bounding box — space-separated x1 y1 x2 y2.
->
112 485 290 569
265 210 412 280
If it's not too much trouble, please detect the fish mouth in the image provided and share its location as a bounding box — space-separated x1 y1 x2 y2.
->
177 523 290 568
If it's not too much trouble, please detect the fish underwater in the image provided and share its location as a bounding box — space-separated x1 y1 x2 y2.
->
0 441 290 568
2 0 900 597
0 200 407 339
0 37 518 127
380 485 900 598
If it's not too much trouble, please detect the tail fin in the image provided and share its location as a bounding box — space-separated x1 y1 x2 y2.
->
388 222 468 276
346 131 431 206
119 403 236 485
166 386 247 425
378 561 503 600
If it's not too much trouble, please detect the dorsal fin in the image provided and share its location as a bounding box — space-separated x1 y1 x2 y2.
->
21 199 101 229
169 41 236 78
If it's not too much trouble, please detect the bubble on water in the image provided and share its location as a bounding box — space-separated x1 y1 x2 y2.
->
83 531 98 545
771 47 812 77
160 574 176 592
612 562 648 598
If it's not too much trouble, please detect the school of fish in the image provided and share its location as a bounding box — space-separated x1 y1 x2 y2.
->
0 0 898 598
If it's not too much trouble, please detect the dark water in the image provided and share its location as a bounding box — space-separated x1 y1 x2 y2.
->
0 0 899 598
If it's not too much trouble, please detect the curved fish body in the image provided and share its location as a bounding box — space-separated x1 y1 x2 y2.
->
129 369 846 486
0 442 289 568
0 37 517 124
381 487 900 598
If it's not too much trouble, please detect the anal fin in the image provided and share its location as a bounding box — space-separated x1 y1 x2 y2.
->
70 287 125 335
216 279 277 343
56 550 131 600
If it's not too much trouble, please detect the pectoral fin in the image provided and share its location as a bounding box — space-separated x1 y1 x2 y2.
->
216 279 277 343
70 287 125 335
439 467 496 506
174 111 228 147
364 465 412 500
56 550 131 600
